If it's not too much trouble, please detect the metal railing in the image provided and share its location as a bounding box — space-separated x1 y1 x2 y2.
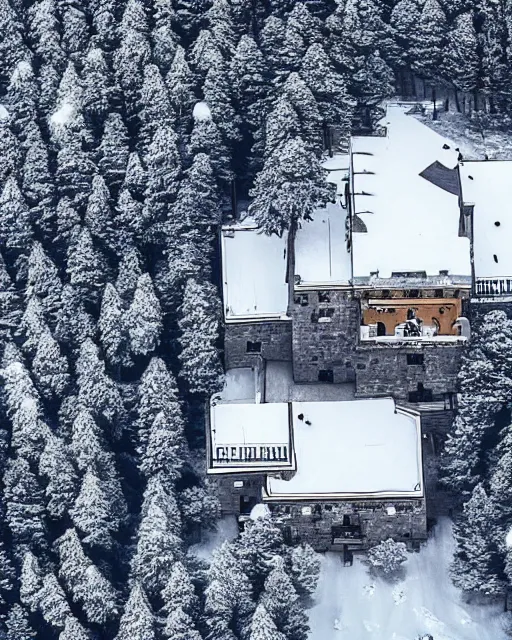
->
475 277 512 297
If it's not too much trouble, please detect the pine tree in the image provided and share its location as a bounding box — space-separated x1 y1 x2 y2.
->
76 338 124 433
166 45 197 127
71 469 117 550
164 607 203 639
5 604 36 640
137 357 182 449
123 151 146 198
443 14 479 101
81 48 114 139
26 242 62 322
152 0 179 73
115 583 156 640
115 188 147 246
39 435 78 519
91 0 117 51
59 615 90 640
9 397 46 464
160 561 198 618
203 61 242 145
479 0 510 113
116 247 143 302
260 559 309 640
66 227 105 303
0 0 27 74
141 410 186 483
98 283 128 368
390 0 423 69
56 528 118 624
139 64 176 152
188 110 232 182
260 16 287 76
178 485 221 534
54 284 96 352
61 1 89 58
249 604 286 640
411 0 447 83
451 484 506 596
37 572 72 629
130 485 183 596
178 279 223 396
18 296 49 356
289 545 321 599
84 174 116 250
3 457 47 550
99 113 130 193
0 115 22 188
0 177 32 259
249 137 335 236
190 30 225 77
237 516 285 592
282 73 323 152
6 60 38 145
19 551 42 611
32 331 70 400
1 357 40 419
124 273 163 357
55 145 95 213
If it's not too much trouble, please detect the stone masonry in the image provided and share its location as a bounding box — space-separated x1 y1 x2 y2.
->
224 320 292 370
291 289 360 383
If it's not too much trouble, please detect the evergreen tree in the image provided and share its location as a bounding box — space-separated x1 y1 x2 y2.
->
0 177 32 259
139 64 176 152
260 559 309 640
61 1 89 58
59 615 90 640
411 0 448 83
124 273 163 357
91 0 117 51
123 151 146 198
71 469 117 550
164 606 203 640
115 583 156 640
39 435 78 519
98 283 128 368
32 331 70 400
249 137 334 236
66 227 105 303
166 45 197 128
451 484 506 595
19 551 42 611
250 604 286 640
116 247 143 302
99 113 130 193
390 0 423 69
178 279 223 396
3 457 47 550
188 109 232 182
160 561 198 618
6 60 38 145
9 397 46 464
84 174 116 250
190 30 225 77
203 61 242 145
152 0 179 73
82 47 114 130
141 411 185 483
444 14 479 101
0 115 22 188
282 73 323 151
37 572 72 629
54 284 96 352
115 188 147 246
5 604 36 640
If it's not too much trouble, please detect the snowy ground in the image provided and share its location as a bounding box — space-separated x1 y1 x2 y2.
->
309 518 510 640
188 516 238 562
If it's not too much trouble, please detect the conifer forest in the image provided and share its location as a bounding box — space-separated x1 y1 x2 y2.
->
2 0 512 638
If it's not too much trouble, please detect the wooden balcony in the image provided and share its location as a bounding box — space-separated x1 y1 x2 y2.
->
475 277 512 297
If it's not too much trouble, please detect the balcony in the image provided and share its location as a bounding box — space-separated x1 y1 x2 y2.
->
475 277 512 298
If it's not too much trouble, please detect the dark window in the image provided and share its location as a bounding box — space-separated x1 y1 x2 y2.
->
435 289 443 298
318 307 335 319
318 292 331 303
318 369 334 383
377 322 386 336
408 289 420 298
246 341 262 353
343 514 351 526
408 382 433 402
282 526 292 544
407 353 424 365
294 293 309 306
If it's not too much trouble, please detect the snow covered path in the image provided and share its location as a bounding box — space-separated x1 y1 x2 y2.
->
309 518 509 640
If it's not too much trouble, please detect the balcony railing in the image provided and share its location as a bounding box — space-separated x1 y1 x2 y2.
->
475 277 512 297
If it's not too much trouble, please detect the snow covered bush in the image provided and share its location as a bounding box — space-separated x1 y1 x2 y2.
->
366 538 408 580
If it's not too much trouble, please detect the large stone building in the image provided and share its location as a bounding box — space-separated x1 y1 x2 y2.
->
210 103 511 551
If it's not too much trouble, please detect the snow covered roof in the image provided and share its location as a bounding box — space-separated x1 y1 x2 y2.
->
266 399 423 500
209 402 294 473
221 222 290 322
351 105 471 281
211 367 259 405
294 154 352 287
459 160 512 279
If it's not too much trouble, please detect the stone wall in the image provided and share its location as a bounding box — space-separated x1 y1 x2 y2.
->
209 473 267 515
270 499 427 552
291 289 360 383
354 343 465 400
224 320 292 370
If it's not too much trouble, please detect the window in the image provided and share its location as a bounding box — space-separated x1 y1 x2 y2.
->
408 289 420 298
435 289 443 298
408 383 433 403
318 307 335 322
407 353 424 365
294 293 309 306
318 369 334 383
318 292 331 303
233 481 244 488
246 341 261 353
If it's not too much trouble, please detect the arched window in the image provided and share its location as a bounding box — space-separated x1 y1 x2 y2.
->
377 321 386 336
